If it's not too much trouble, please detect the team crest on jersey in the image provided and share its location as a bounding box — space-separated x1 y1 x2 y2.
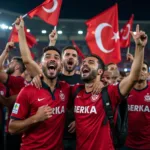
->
144 93 150 102
59 91 65 101
91 94 99 102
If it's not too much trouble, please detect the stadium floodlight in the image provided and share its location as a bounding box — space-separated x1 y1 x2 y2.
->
27 29 30 32
8 26 12 30
124 68 128 72
57 30 62 34
41 30 47 34
78 30 83 35
0 24 8 30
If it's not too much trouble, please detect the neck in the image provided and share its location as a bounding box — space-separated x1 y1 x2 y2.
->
62 68 75 76
134 80 147 90
85 79 96 93
11 71 22 77
43 76 57 92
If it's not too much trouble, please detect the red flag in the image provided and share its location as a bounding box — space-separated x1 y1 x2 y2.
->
72 40 85 59
28 0 62 26
85 4 120 65
8 26 37 48
120 14 134 48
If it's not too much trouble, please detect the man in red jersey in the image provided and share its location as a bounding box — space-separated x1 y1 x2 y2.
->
0 42 26 150
121 61 150 150
73 25 147 150
9 44 72 149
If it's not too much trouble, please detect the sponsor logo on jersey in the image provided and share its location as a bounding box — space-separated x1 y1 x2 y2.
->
91 94 99 102
128 104 150 112
144 93 150 102
12 103 20 114
74 106 97 114
52 106 65 114
38 98 45 101
59 91 65 101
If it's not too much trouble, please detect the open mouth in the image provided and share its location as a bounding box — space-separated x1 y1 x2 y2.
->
82 67 90 76
47 63 57 75
67 60 74 67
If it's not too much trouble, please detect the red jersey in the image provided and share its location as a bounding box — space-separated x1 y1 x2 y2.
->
125 84 150 149
6 75 25 96
5 75 25 132
11 81 70 150
0 83 6 126
74 84 122 150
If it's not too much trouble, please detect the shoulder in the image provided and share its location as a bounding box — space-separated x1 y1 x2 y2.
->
59 81 70 88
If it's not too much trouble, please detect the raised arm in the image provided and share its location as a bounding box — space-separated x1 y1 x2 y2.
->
119 25 147 96
0 42 14 71
49 30 57 46
15 17 42 77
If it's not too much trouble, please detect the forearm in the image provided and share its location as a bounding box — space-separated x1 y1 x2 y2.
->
9 115 39 134
18 28 42 77
0 50 8 71
130 45 144 80
18 28 33 64
49 40 56 46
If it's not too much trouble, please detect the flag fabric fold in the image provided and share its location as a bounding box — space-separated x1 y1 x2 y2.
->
28 0 62 26
85 4 121 64
120 14 134 48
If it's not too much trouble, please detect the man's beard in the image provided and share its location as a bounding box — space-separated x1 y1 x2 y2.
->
81 69 98 83
6 68 15 75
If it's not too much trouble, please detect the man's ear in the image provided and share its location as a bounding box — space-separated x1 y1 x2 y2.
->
98 69 103 76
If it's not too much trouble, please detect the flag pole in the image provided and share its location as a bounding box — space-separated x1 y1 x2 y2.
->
54 26 57 30
12 14 27 25
127 47 130 54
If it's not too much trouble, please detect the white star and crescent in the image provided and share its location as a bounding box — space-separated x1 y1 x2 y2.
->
95 23 119 54
120 24 130 40
42 0 58 13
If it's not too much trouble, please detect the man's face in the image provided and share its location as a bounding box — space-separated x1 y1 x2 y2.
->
80 57 101 83
6 59 17 74
41 50 61 80
62 49 78 73
138 64 149 81
109 70 120 84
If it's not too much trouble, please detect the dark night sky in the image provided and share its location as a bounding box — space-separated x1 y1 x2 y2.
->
0 0 150 21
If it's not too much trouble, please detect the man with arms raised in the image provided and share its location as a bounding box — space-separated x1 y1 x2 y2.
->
73 25 147 150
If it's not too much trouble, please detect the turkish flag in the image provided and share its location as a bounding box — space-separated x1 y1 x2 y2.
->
85 4 120 65
120 14 134 48
8 26 37 48
72 40 85 60
28 0 62 26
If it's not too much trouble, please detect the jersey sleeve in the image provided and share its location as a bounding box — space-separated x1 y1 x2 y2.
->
107 83 124 107
10 87 30 120
5 75 25 92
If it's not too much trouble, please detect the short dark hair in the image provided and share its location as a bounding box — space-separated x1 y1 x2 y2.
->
143 61 149 72
85 54 105 71
43 46 61 57
12 57 25 73
119 71 126 77
62 46 78 55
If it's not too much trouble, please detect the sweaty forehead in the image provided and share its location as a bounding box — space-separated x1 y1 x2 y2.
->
64 49 77 55
84 57 98 62
44 50 60 56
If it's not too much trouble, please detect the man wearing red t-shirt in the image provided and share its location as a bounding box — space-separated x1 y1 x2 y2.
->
9 46 71 150
0 42 26 150
73 25 147 150
122 61 150 150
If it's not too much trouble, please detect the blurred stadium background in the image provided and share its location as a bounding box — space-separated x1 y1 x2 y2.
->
0 9 150 71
